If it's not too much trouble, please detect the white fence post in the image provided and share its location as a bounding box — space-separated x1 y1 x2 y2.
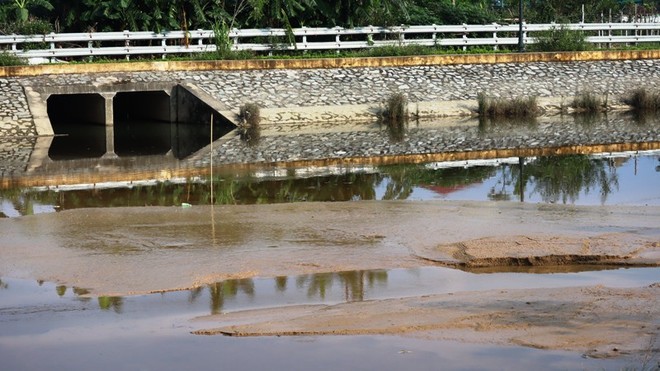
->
2 22 660 62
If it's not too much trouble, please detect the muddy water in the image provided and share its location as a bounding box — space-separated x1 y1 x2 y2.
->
2 266 656 371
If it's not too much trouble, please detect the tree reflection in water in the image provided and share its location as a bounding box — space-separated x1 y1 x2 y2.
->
516 155 620 204
0 152 650 216
296 270 388 302
208 279 255 315
98 296 123 313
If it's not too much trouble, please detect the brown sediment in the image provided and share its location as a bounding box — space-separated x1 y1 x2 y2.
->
1 199 658 359
0 200 657 296
191 285 660 359
419 234 660 268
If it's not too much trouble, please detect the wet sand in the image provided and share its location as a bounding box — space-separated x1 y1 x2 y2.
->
194 285 659 360
1 200 659 358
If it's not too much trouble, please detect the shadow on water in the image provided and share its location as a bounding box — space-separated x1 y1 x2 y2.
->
49 119 231 160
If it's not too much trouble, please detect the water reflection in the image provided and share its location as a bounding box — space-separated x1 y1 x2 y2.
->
208 279 255 315
98 296 124 313
1 151 657 216
295 270 388 301
31 266 660 316
521 155 619 204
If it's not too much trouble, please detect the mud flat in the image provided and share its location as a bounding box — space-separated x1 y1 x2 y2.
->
193 284 659 360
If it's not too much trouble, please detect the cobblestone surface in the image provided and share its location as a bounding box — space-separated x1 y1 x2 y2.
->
0 78 36 138
15 59 660 111
0 137 36 177
190 115 660 166
1 59 660 173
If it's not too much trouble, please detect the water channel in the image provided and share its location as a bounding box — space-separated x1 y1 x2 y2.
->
1 116 659 370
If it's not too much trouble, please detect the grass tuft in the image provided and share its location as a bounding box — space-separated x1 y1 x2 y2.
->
0 52 26 66
238 103 261 146
380 93 408 141
624 88 660 112
572 91 606 113
477 93 539 119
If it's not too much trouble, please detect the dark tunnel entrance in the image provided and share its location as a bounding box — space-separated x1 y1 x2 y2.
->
44 86 236 161
46 93 107 160
113 91 172 157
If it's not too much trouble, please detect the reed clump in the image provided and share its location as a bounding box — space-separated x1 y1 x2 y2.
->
624 88 660 112
477 93 539 119
238 103 261 146
381 93 409 141
572 91 606 113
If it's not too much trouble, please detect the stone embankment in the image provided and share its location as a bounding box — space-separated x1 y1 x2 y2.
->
191 114 660 167
12 58 660 126
1 55 660 175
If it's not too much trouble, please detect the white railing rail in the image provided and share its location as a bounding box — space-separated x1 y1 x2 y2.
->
1 22 659 62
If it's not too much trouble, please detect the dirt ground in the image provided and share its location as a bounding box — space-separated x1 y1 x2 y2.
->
1 200 659 360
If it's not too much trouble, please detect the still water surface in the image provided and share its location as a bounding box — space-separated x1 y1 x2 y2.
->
2 151 659 217
2 266 657 370
1 125 659 369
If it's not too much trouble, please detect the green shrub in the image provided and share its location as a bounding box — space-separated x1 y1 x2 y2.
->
531 25 589 52
572 91 605 113
0 52 26 66
0 18 52 35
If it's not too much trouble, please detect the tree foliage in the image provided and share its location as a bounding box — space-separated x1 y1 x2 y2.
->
0 0 655 33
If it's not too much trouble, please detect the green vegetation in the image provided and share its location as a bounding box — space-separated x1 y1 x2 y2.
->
0 1 655 62
477 93 539 120
0 1 654 34
238 102 261 146
516 155 619 204
624 88 660 112
531 25 590 52
380 92 408 141
0 51 25 65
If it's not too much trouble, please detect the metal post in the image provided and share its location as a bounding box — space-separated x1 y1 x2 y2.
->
518 0 525 52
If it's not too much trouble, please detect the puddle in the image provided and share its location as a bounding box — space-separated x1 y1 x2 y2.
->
2 266 656 370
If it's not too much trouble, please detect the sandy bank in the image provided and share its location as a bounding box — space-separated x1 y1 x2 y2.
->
193 284 660 359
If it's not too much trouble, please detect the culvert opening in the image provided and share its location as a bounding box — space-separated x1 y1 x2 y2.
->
44 85 236 161
113 91 172 157
46 93 106 160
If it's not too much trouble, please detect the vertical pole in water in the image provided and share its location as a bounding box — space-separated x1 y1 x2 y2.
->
210 114 214 205
210 113 216 244
518 157 525 203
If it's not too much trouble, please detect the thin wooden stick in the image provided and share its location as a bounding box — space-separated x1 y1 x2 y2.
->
210 113 214 205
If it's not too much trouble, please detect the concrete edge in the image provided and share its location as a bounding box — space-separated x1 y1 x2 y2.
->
2 50 659 77
247 95 632 126
23 86 53 136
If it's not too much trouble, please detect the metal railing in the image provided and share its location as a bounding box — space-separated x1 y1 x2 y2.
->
1 22 659 62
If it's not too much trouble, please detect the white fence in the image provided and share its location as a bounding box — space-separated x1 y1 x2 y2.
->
1 22 660 62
